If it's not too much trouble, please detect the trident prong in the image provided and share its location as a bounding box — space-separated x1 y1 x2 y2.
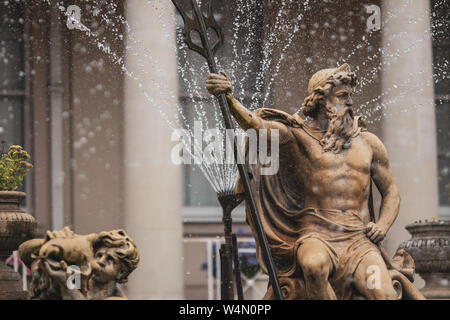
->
173 0 223 60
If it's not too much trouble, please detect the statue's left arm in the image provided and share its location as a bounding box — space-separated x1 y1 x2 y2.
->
363 132 401 243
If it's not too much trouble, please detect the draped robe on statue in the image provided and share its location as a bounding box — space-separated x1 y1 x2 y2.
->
235 108 421 300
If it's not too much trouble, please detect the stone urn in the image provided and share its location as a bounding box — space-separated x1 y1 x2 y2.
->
0 191 36 299
398 219 450 299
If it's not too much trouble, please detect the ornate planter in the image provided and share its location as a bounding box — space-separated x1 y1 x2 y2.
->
0 191 36 299
398 219 450 299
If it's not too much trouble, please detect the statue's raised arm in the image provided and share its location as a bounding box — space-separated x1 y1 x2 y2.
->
206 71 292 138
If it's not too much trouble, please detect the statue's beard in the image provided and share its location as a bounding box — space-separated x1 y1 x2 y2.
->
320 106 355 153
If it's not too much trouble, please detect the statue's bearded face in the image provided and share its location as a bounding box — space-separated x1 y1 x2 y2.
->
325 84 354 114
320 83 356 153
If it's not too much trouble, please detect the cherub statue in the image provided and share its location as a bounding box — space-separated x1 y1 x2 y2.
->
18 227 139 300
206 64 425 300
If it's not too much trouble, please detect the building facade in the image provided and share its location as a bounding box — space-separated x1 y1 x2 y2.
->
0 0 448 298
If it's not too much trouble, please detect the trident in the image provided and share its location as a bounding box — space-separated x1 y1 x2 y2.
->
171 0 283 300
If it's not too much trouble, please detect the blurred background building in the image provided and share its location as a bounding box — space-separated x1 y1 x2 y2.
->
0 0 448 298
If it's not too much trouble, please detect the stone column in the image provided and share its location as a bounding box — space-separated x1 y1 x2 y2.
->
381 0 438 256
123 1 184 299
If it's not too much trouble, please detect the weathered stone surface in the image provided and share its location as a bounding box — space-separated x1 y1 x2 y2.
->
399 220 450 299
19 227 139 299
0 191 36 300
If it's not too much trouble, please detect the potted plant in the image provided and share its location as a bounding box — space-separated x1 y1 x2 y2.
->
0 145 36 299
0 144 34 191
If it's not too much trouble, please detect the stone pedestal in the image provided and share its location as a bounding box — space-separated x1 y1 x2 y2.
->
0 255 29 300
0 191 36 300
399 220 450 299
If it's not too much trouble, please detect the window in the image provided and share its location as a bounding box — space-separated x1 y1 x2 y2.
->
0 0 32 211
0 1 25 149
431 0 450 217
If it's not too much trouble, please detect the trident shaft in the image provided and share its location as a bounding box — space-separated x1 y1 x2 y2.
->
171 0 283 300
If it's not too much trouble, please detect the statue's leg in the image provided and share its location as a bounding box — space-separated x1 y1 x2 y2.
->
296 238 336 300
353 251 398 300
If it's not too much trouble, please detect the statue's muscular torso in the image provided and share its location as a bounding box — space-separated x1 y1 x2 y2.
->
286 127 374 221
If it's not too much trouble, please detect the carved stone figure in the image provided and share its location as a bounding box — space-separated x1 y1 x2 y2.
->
18 227 139 300
206 64 425 300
